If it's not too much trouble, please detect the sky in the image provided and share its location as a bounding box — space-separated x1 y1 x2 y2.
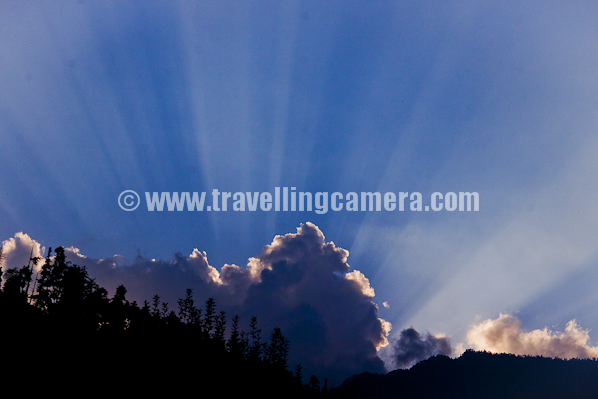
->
2 0 598 385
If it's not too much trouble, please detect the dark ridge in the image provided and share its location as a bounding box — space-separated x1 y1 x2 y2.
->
330 350 598 399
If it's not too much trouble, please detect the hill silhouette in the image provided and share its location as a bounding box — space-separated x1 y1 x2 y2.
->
331 349 598 399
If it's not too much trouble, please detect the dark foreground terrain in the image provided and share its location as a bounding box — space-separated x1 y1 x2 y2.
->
2 247 597 398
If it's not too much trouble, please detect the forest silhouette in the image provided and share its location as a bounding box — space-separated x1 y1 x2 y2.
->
2 246 598 398
0 246 329 397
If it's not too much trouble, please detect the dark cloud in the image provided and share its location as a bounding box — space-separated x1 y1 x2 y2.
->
393 327 452 369
235 223 391 384
2 222 391 385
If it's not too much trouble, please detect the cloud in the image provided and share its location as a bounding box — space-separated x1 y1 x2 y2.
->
392 327 452 369
225 222 391 384
1 232 45 272
464 313 598 359
6 222 391 385
346 270 376 298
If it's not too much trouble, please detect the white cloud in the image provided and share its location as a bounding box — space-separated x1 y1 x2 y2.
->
464 313 598 360
1 232 45 272
346 270 375 298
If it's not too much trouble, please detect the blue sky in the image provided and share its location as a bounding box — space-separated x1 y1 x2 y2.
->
2 0 598 378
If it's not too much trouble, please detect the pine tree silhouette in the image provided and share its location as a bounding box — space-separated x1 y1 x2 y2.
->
266 327 290 371
294 364 303 385
248 315 263 363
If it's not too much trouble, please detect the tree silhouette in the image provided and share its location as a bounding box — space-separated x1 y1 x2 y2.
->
151 294 161 319
2 266 32 300
294 364 303 385
32 247 54 311
309 375 320 391
177 288 199 325
214 310 227 346
248 315 263 363
201 297 216 338
265 327 290 371
227 314 244 359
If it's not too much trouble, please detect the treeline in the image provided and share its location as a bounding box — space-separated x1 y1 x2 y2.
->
0 246 328 397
